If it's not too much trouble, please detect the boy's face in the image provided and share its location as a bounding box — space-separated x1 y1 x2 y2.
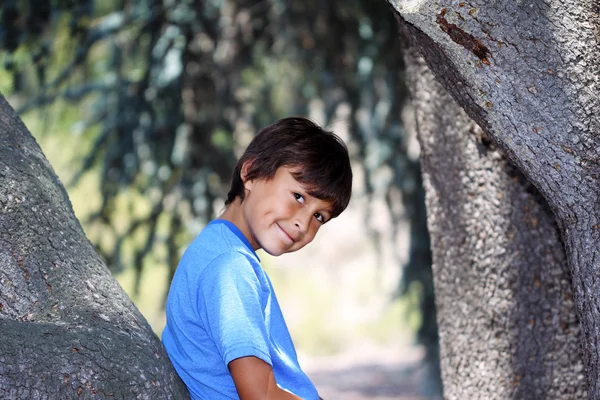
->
239 166 334 256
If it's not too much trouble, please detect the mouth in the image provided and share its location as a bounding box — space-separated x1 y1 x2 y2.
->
277 224 295 243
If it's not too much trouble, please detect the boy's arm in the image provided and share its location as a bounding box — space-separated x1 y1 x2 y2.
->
229 356 302 400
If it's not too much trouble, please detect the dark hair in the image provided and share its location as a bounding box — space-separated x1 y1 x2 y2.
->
225 117 352 218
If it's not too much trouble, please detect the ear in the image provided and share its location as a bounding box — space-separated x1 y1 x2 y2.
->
240 159 255 190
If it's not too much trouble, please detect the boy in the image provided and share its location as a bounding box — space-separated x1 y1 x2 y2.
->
162 117 353 399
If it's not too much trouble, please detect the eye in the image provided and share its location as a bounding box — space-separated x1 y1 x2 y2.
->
314 213 325 223
294 193 305 204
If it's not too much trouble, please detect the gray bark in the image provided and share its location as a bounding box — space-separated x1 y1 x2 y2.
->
0 95 189 399
389 0 600 396
401 46 586 398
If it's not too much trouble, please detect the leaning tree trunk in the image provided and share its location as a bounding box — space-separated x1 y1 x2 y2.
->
388 0 600 396
401 45 586 398
0 96 189 398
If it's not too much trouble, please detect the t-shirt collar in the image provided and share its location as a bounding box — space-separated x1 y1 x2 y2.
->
209 219 259 260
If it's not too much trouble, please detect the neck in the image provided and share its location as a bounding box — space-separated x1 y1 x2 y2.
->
218 198 259 250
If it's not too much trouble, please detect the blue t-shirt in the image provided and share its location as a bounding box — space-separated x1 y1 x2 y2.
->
162 220 319 400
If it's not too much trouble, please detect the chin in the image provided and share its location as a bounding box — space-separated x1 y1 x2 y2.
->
262 248 286 257
257 241 287 257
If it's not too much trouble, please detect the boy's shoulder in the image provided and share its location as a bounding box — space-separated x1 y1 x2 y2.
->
172 222 267 299
180 220 259 274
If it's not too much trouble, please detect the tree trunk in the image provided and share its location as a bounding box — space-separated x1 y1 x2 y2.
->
0 96 189 399
401 45 586 398
389 0 600 396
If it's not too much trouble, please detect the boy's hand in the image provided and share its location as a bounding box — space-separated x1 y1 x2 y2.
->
229 356 303 399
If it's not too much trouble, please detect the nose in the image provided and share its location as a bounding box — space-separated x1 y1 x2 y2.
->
294 210 311 234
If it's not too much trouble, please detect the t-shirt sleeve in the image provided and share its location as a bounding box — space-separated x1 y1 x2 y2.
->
197 251 272 368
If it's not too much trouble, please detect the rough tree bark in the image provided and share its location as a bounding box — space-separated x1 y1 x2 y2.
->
402 46 585 398
0 96 189 399
388 0 600 396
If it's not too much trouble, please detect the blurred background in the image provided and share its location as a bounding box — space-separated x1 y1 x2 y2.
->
1 1 442 398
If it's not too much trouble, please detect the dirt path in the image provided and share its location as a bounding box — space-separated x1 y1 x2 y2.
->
300 343 440 400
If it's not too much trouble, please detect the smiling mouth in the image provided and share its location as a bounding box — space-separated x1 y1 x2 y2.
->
277 224 295 243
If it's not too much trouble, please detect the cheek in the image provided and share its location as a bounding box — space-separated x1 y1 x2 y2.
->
308 220 322 236
282 198 298 214
272 197 298 219
299 227 320 247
